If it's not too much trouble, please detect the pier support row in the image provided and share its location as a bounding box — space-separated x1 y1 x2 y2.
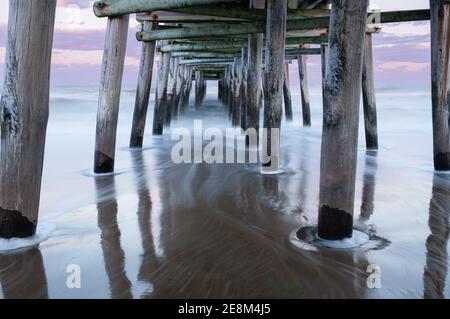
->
318 0 369 240
0 0 57 238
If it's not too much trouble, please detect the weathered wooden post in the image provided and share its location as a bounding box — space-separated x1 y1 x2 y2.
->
283 62 294 121
175 64 185 117
153 49 171 135
200 72 207 105
130 21 157 148
0 0 57 238
298 47 311 126
262 0 287 173
218 76 223 101
362 33 379 150
318 0 369 240
180 66 193 113
240 48 249 130
430 0 450 171
195 70 203 109
165 57 179 125
232 58 242 126
247 0 265 146
94 15 130 173
320 44 329 98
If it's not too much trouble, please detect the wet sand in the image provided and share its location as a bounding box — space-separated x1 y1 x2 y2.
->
0 85 449 299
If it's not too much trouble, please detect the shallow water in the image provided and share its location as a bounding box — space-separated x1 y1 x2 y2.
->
0 84 449 299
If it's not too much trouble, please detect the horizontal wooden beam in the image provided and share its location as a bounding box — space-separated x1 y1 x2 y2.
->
166 6 330 21
94 0 240 17
137 10 430 41
193 66 227 70
285 48 321 55
171 51 239 58
137 11 245 23
179 58 234 65
159 40 246 52
137 21 264 41
157 35 328 51
286 35 328 45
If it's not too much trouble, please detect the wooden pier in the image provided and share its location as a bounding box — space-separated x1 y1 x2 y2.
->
0 0 449 241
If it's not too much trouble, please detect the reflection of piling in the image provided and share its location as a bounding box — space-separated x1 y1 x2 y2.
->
423 174 450 299
360 153 378 222
130 152 161 298
0 248 49 299
95 176 133 299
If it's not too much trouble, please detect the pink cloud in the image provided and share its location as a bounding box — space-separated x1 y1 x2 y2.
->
57 0 92 8
378 61 430 72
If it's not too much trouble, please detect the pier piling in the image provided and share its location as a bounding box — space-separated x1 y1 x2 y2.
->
298 48 311 126
0 0 57 238
283 62 294 122
430 0 450 171
94 14 130 173
317 0 369 240
262 0 287 173
130 21 157 148
362 33 379 150
153 49 171 135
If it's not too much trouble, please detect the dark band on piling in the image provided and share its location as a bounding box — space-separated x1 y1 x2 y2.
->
94 151 114 173
130 136 144 148
318 205 353 240
434 152 450 171
0 207 36 239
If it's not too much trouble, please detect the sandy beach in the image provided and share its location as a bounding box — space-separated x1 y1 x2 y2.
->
0 84 447 298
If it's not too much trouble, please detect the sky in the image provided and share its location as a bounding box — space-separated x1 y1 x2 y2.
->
0 0 432 87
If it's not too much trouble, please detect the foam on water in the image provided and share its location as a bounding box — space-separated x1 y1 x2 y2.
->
315 230 370 249
81 168 130 178
260 169 285 175
0 222 55 253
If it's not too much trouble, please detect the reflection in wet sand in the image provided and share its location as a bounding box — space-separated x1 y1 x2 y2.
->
423 174 450 299
95 175 133 299
132 144 372 298
131 151 160 298
0 248 48 299
359 152 378 223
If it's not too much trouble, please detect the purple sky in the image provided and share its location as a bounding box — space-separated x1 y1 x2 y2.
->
0 0 432 88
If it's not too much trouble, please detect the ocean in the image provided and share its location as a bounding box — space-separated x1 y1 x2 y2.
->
0 83 448 298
